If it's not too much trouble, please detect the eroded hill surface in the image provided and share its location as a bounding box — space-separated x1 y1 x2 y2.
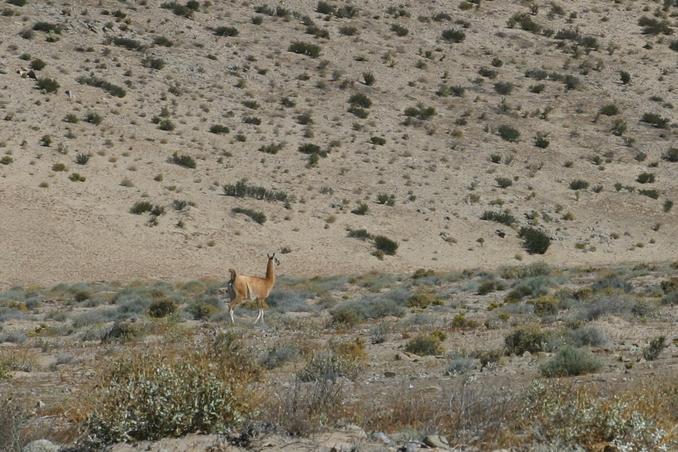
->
0 0 676 286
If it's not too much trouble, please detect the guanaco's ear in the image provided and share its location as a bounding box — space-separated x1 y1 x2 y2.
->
267 253 272 259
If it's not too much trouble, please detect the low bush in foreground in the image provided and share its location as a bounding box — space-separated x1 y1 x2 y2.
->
82 334 258 445
540 346 601 377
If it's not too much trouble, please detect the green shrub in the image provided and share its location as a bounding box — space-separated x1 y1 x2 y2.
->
519 227 550 254
209 124 229 134
161 1 194 18
142 57 165 70
620 70 631 84
258 143 284 154
643 336 667 361
407 289 442 308
497 125 520 142
540 346 601 377
298 143 321 155
495 177 512 188
148 298 177 318
0 156 12 165
505 326 552 355
670 40 678 52
638 16 673 35
480 210 515 226
494 81 513 95
374 235 398 255
376 193 395 206
348 93 371 108
405 333 444 356
599 104 619 116
171 152 195 168
441 28 465 42
641 113 669 129
232 207 266 224
569 179 589 190
7 0 27 6
36 77 59 93
637 172 655 184
507 13 541 33
534 133 549 148
391 23 408 36
223 179 290 203
639 189 659 199
75 153 90 165
477 279 505 295
112 36 145 51
297 351 360 382
30 58 45 70
153 36 173 47
215 26 239 37
85 112 103 125
33 21 62 34
662 148 678 162
289 41 321 58
158 119 175 131
370 136 386 146
77 76 126 97
130 201 153 215
404 104 436 120
83 339 254 445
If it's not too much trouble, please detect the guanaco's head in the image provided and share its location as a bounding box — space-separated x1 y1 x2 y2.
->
267 253 280 266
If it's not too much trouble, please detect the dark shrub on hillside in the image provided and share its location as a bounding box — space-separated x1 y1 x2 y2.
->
519 227 550 254
289 42 321 58
374 235 398 255
36 77 59 93
498 125 520 142
148 298 177 318
441 28 465 42
540 346 601 377
505 326 552 355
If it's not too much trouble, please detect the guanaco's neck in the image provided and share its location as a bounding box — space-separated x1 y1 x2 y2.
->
265 259 275 283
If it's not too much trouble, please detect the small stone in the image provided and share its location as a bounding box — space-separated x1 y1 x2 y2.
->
373 432 392 445
423 434 450 449
22 440 60 452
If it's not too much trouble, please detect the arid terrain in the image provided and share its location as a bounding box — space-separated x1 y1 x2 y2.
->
1 0 677 451
0 0 676 286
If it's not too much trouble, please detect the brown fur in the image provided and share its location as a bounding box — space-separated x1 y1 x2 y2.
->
225 254 278 323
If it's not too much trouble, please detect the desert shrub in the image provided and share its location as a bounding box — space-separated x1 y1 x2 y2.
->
77 76 126 97
638 16 673 35
289 41 320 58
477 279 505 295
405 333 445 356
494 81 513 95
376 193 395 206
171 152 196 168
297 350 361 382
186 302 217 320
130 201 153 215
374 235 398 255
153 35 173 46
161 1 194 18
404 104 436 121
83 336 255 445
348 93 371 108
643 336 667 361
142 57 165 70
639 189 659 199
36 77 59 93
158 119 175 131
505 326 553 355
641 113 669 129
232 207 266 224
569 179 589 190
85 111 103 125
223 180 290 203
75 153 90 165
519 227 550 254
351 202 368 215
566 325 607 347
495 177 512 188
407 288 442 308
599 104 619 116
497 125 519 142
148 298 177 318
29 58 45 70
101 321 139 344
577 296 645 321
258 143 284 154
347 228 372 240
478 67 497 79
7 0 27 5
33 21 62 34
445 355 475 376
620 70 631 84
260 344 300 369
507 13 541 33
215 26 239 37
480 210 515 226
112 36 144 51
441 28 465 42
540 346 601 377
298 143 321 155
209 124 229 134
330 291 406 326
0 156 12 165
391 23 408 36
662 148 678 162
636 172 655 184
370 136 386 146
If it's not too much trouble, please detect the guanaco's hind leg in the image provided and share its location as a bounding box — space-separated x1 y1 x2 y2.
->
228 296 242 324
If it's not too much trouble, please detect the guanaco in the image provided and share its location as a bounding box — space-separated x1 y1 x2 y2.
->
220 253 279 324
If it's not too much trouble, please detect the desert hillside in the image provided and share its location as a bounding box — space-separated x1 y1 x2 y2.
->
0 0 676 286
